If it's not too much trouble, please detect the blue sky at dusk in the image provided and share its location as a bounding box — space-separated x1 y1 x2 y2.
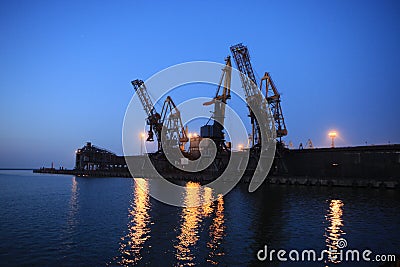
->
0 0 399 168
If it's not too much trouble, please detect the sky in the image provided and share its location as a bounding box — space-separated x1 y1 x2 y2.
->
0 0 399 168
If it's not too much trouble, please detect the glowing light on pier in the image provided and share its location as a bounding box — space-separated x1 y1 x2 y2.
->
328 131 337 148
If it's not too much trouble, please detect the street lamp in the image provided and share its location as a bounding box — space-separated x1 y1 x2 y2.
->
328 131 337 148
140 132 146 155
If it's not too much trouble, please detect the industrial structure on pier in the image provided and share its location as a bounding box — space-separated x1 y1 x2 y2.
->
130 43 288 170
75 142 126 171
34 43 400 188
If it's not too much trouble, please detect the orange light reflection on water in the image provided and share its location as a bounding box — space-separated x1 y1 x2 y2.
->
175 182 203 264
207 194 225 265
325 199 345 265
117 178 151 265
175 182 226 266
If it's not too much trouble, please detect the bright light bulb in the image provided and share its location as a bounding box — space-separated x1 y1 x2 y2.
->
328 131 337 138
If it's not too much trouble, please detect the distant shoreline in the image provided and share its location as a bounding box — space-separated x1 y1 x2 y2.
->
0 168 34 170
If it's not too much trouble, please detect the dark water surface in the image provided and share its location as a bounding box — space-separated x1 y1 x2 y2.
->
0 170 399 266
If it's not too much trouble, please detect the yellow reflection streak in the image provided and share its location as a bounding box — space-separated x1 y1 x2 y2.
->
68 177 78 222
65 177 79 241
207 194 225 265
202 186 214 217
325 199 345 264
117 178 151 266
175 182 202 265
175 183 226 266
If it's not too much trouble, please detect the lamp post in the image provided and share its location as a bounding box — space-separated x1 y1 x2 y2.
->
328 131 337 148
140 132 146 155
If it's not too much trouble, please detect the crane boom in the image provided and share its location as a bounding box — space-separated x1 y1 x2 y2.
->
131 79 155 117
230 44 258 99
131 79 161 146
230 43 265 147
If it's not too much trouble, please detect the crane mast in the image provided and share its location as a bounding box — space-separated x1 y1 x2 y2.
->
201 56 232 152
212 56 232 129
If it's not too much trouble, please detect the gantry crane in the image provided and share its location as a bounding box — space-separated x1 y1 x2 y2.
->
131 79 188 152
230 43 287 147
160 96 189 151
260 72 287 138
230 43 268 148
201 56 232 152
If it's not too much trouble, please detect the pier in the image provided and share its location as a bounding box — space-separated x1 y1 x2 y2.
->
34 143 400 189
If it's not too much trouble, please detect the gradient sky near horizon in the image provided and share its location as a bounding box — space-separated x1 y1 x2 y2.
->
1 0 399 168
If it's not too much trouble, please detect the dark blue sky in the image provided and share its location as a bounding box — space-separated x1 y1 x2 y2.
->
1 0 399 168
